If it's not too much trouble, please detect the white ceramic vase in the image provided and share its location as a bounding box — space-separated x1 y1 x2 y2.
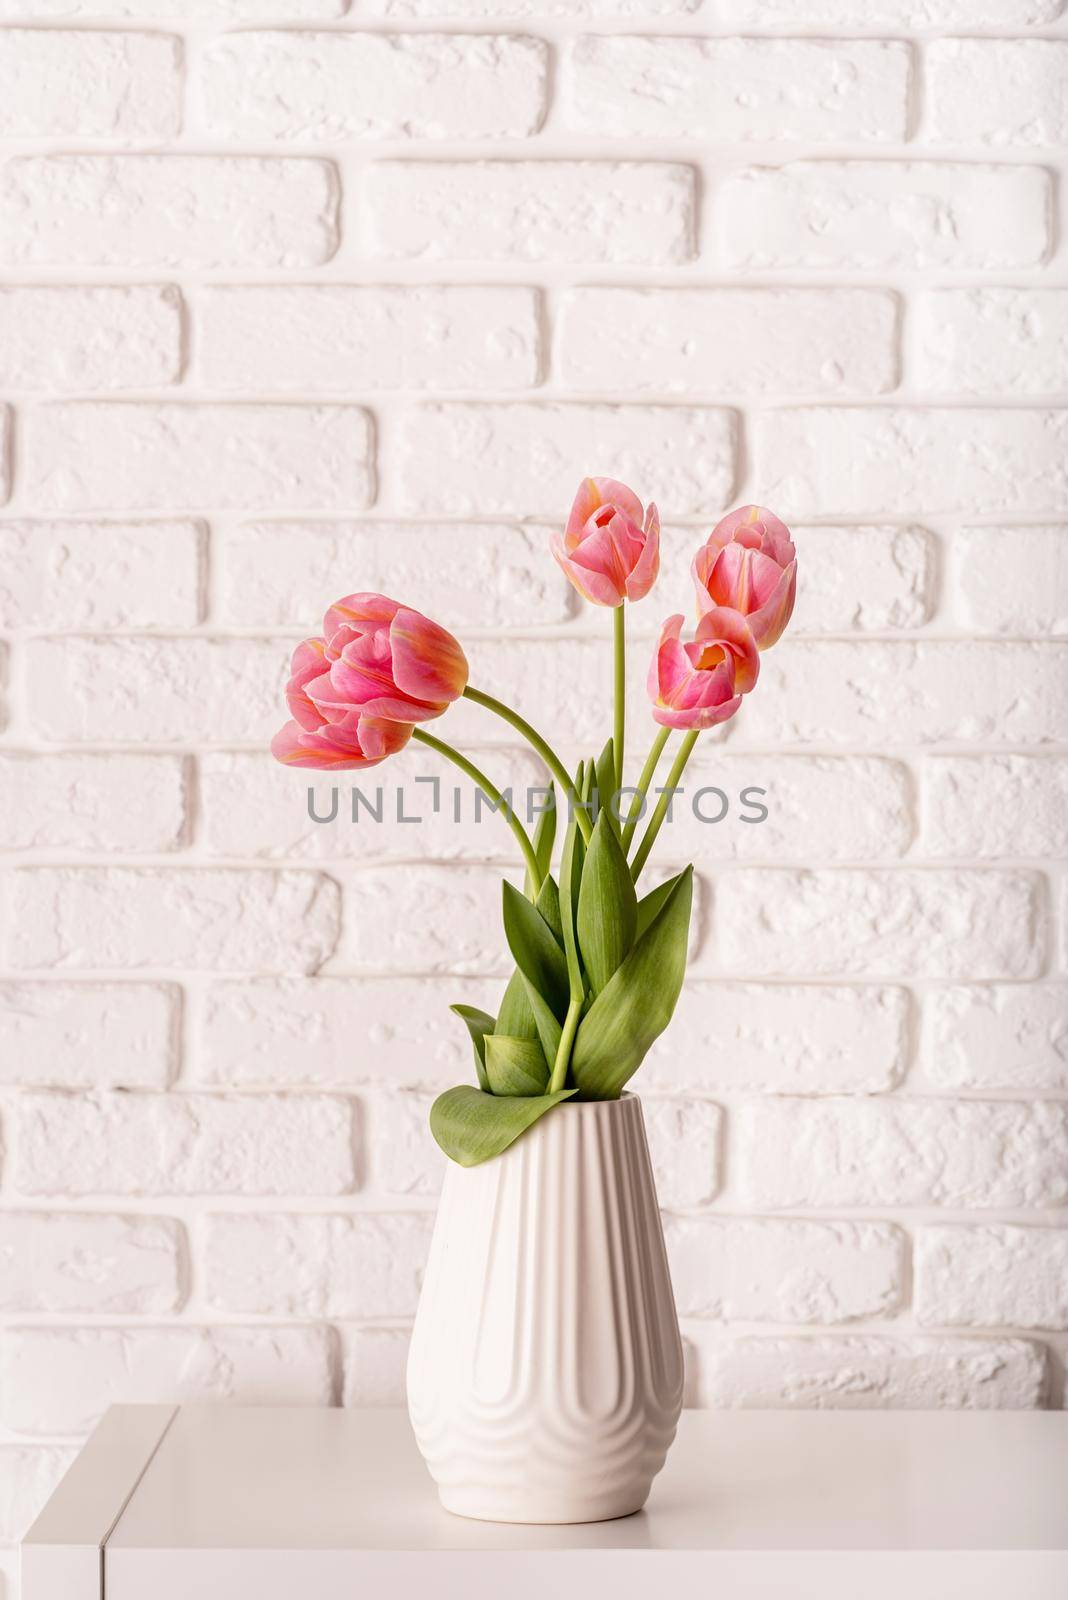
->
406 1093 684 1524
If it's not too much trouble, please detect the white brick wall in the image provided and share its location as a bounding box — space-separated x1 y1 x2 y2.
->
0 4 1066 1565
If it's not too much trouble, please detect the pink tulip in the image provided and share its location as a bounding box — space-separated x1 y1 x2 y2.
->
272 714 413 771
291 593 468 730
550 476 660 607
646 608 759 731
692 505 797 651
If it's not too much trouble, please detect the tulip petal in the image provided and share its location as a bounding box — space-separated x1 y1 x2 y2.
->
323 592 399 640
694 605 760 694
747 560 797 651
625 503 660 601
551 532 627 607
389 607 469 705
565 476 643 541
652 693 742 731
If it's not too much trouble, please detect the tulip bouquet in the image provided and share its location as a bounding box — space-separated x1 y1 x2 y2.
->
273 481 796 1168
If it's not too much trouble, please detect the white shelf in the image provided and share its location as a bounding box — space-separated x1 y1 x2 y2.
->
23 1405 1068 1599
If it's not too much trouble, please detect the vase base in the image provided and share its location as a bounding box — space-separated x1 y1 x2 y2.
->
438 1484 651 1525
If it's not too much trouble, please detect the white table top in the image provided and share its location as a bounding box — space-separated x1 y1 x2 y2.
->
23 1405 1068 1600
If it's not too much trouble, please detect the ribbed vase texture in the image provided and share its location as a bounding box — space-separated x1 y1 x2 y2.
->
407 1094 685 1523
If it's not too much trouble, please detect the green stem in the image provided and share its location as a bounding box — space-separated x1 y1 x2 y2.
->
549 995 583 1094
411 727 543 895
621 726 670 856
462 685 592 844
630 730 700 883
613 605 625 794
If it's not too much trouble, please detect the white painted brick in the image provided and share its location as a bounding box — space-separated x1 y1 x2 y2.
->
354 0 711 9
201 748 556 864
394 404 734 516
3 868 339 974
26 403 372 513
0 982 176 1090
218 521 570 631
642 1098 722 1208
0 520 201 628
737 1098 1068 1209
922 984 1068 1093
0 1324 334 1436
927 41 1068 148
0 0 347 14
26 637 286 744
205 1212 434 1317
0 1446 76 1544
199 977 500 1090
442 636 681 748
0 286 180 391
643 983 906 1095
200 31 546 141
721 162 1049 271
333 865 512 975
342 1326 410 1408
923 756 1068 859
15 1091 354 1196
917 290 1068 397
0 157 338 268
566 37 909 142
643 753 913 863
916 1226 1068 1331
666 1218 904 1322
717 0 1064 21
953 525 1068 634
557 289 898 398
366 161 695 264
0 754 186 852
0 1212 182 1313
713 869 1043 981
693 1334 1047 1410
790 525 934 632
368 1089 442 1196
756 408 1067 516
732 642 1068 748
0 409 11 505
199 287 539 393
0 29 180 140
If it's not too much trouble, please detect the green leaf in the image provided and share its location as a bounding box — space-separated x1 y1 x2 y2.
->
525 782 557 897
520 975 562 1070
558 805 585 1002
501 880 569 1019
535 872 563 945
449 1003 495 1092
495 969 538 1040
430 1084 577 1167
571 865 693 1100
636 868 691 940
576 811 638 994
594 738 619 837
484 1033 549 1096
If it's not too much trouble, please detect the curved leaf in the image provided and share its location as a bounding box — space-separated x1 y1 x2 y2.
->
571 865 693 1100
430 1084 576 1167
449 1003 495 1092
577 811 638 994
525 782 557 897
636 868 690 940
485 1033 549 1096
520 975 563 1070
594 737 619 837
495 970 538 1039
501 880 569 1020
